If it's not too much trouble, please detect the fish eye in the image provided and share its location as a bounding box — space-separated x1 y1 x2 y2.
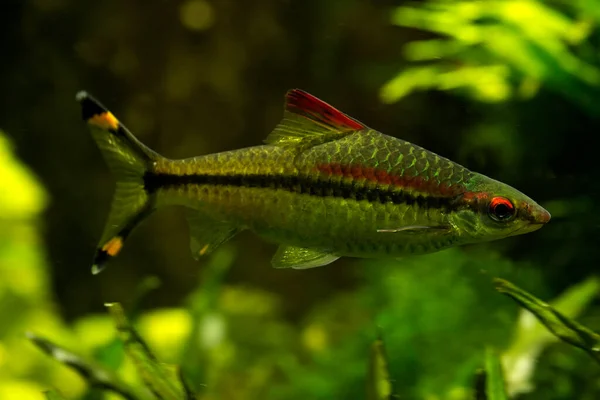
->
488 197 515 222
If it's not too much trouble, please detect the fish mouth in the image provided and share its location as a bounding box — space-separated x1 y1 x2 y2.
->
534 209 551 224
507 221 545 237
517 219 549 235
527 223 545 232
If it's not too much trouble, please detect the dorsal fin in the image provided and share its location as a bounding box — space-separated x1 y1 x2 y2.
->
285 89 366 131
265 89 367 151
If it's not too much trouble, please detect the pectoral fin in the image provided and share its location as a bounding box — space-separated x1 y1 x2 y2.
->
377 225 450 234
186 211 241 260
271 245 340 269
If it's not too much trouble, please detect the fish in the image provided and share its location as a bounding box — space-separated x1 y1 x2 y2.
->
76 89 550 274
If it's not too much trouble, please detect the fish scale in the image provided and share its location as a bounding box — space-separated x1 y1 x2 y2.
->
148 131 470 256
76 88 550 273
305 130 472 196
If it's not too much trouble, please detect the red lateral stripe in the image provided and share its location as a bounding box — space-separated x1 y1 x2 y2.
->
285 89 366 131
316 163 464 197
461 191 488 200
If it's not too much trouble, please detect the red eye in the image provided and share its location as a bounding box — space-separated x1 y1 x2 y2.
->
489 197 515 222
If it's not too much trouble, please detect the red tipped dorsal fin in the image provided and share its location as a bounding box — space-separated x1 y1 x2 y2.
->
265 89 367 150
285 89 366 131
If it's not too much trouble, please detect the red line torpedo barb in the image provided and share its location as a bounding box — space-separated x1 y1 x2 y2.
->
76 89 550 274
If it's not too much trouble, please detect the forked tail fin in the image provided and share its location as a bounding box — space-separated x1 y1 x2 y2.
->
76 91 161 274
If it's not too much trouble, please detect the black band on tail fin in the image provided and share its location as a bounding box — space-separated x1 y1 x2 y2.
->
76 91 125 137
77 91 109 120
91 205 155 275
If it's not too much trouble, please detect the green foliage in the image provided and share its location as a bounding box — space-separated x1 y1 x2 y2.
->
0 131 81 399
29 303 191 400
27 331 147 400
496 277 600 365
366 336 393 400
483 348 508 400
44 391 68 400
27 267 600 399
382 0 600 114
500 276 600 396
107 303 188 400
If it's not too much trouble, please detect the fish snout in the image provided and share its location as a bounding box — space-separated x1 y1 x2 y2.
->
530 204 551 225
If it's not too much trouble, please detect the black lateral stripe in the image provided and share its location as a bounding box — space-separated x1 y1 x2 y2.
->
143 172 460 210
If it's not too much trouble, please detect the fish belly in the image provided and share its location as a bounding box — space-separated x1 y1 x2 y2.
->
156 183 452 258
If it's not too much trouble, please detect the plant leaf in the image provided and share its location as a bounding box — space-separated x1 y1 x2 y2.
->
366 335 393 400
484 348 508 400
44 390 68 400
106 302 185 400
501 276 599 396
494 278 600 365
178 366 197 400
27 332 146 400
383 1 600 114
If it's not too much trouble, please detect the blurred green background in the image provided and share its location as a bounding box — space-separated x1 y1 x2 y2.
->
1 0 600 398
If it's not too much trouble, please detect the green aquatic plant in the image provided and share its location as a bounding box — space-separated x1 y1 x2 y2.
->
0 131 80 398
473 348 509 400
382 0 600 114
366 335 393 400
107 302 190 400
365 338 512 400
26 243 296 399
498 276 600 396
29 302 191 400
44 391 68 400
496 277 600 364
27 330 149 400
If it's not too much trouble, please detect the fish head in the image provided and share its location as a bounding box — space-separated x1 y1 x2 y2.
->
447 173 550 243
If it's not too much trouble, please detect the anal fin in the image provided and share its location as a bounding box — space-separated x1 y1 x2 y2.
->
187 211 241 260
271 245 340 269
